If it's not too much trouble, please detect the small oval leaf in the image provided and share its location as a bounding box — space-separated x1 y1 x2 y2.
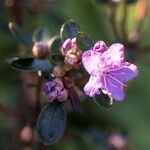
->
93 93 113 109
42 71 54 81
77 32 94 51
48 35 62 55
60 20 79 42
32 27 51 43
9 58 53 72
9 22 33 47
50 54 64 65
36 102 67 145
68 88 82 113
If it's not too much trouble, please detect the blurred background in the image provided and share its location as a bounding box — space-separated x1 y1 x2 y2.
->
0 0 150 149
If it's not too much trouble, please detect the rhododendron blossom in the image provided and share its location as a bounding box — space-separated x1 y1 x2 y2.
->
61 38 81 65
43 78 68 102
82 41 138 101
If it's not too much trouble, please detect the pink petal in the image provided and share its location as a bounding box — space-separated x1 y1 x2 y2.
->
93 41 107 53
61 38 72 54
102 43 124 67
82 50 102 74
105 75 125 101
84 76 101 97
110 62 138 83
71 38 76 46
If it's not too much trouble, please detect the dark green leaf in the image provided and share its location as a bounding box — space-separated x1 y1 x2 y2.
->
42 71 54 81
77 32 94 51
32 27 51 43
9 58 53 72
36 102 67 145
50 54 64 65
9 22 33 47
60 19 79 42
68 88 82 113
48 35 62 55
93 92 113 109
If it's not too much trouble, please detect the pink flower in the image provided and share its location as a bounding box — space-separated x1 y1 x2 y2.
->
61 38 76 55
61 38 81 65
93 41 107 53
82 41 138 101
43 78 68 102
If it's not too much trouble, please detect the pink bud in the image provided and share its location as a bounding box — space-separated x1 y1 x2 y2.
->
61 38 77 55
61 38 72 55
93 41 106 53
32 42 48 58
65 53 78 65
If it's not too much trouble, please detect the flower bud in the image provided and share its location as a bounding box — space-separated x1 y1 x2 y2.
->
61 38 77 55
43 78 68 102
52 65 66 78
65 53 78 65
32 42 48 59
93 41 106 53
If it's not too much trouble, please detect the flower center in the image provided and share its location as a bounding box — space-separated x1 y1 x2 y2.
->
97 64 108 76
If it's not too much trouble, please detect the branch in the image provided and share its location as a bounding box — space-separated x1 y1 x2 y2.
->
31 73 43 128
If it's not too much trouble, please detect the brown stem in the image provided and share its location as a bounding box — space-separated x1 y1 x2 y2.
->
31 74 43 128
35 75 43 113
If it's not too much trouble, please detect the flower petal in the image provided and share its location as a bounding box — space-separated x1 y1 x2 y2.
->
102 43 124 67
105 75 125 101
82 50 101 74
110 62 138 83
84 76 101 97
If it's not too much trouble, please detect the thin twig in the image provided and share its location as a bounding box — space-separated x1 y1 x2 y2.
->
31 74 43 128
35 75 43 113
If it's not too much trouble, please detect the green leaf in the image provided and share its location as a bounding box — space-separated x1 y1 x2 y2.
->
68 88 82 113
36 102 67 145
48 35 62 55
32 27 51 43
77 32 94 51
60 19 79 42
50 54 64 65
9 22 33 47
93 93 113 109
9 58 53 72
